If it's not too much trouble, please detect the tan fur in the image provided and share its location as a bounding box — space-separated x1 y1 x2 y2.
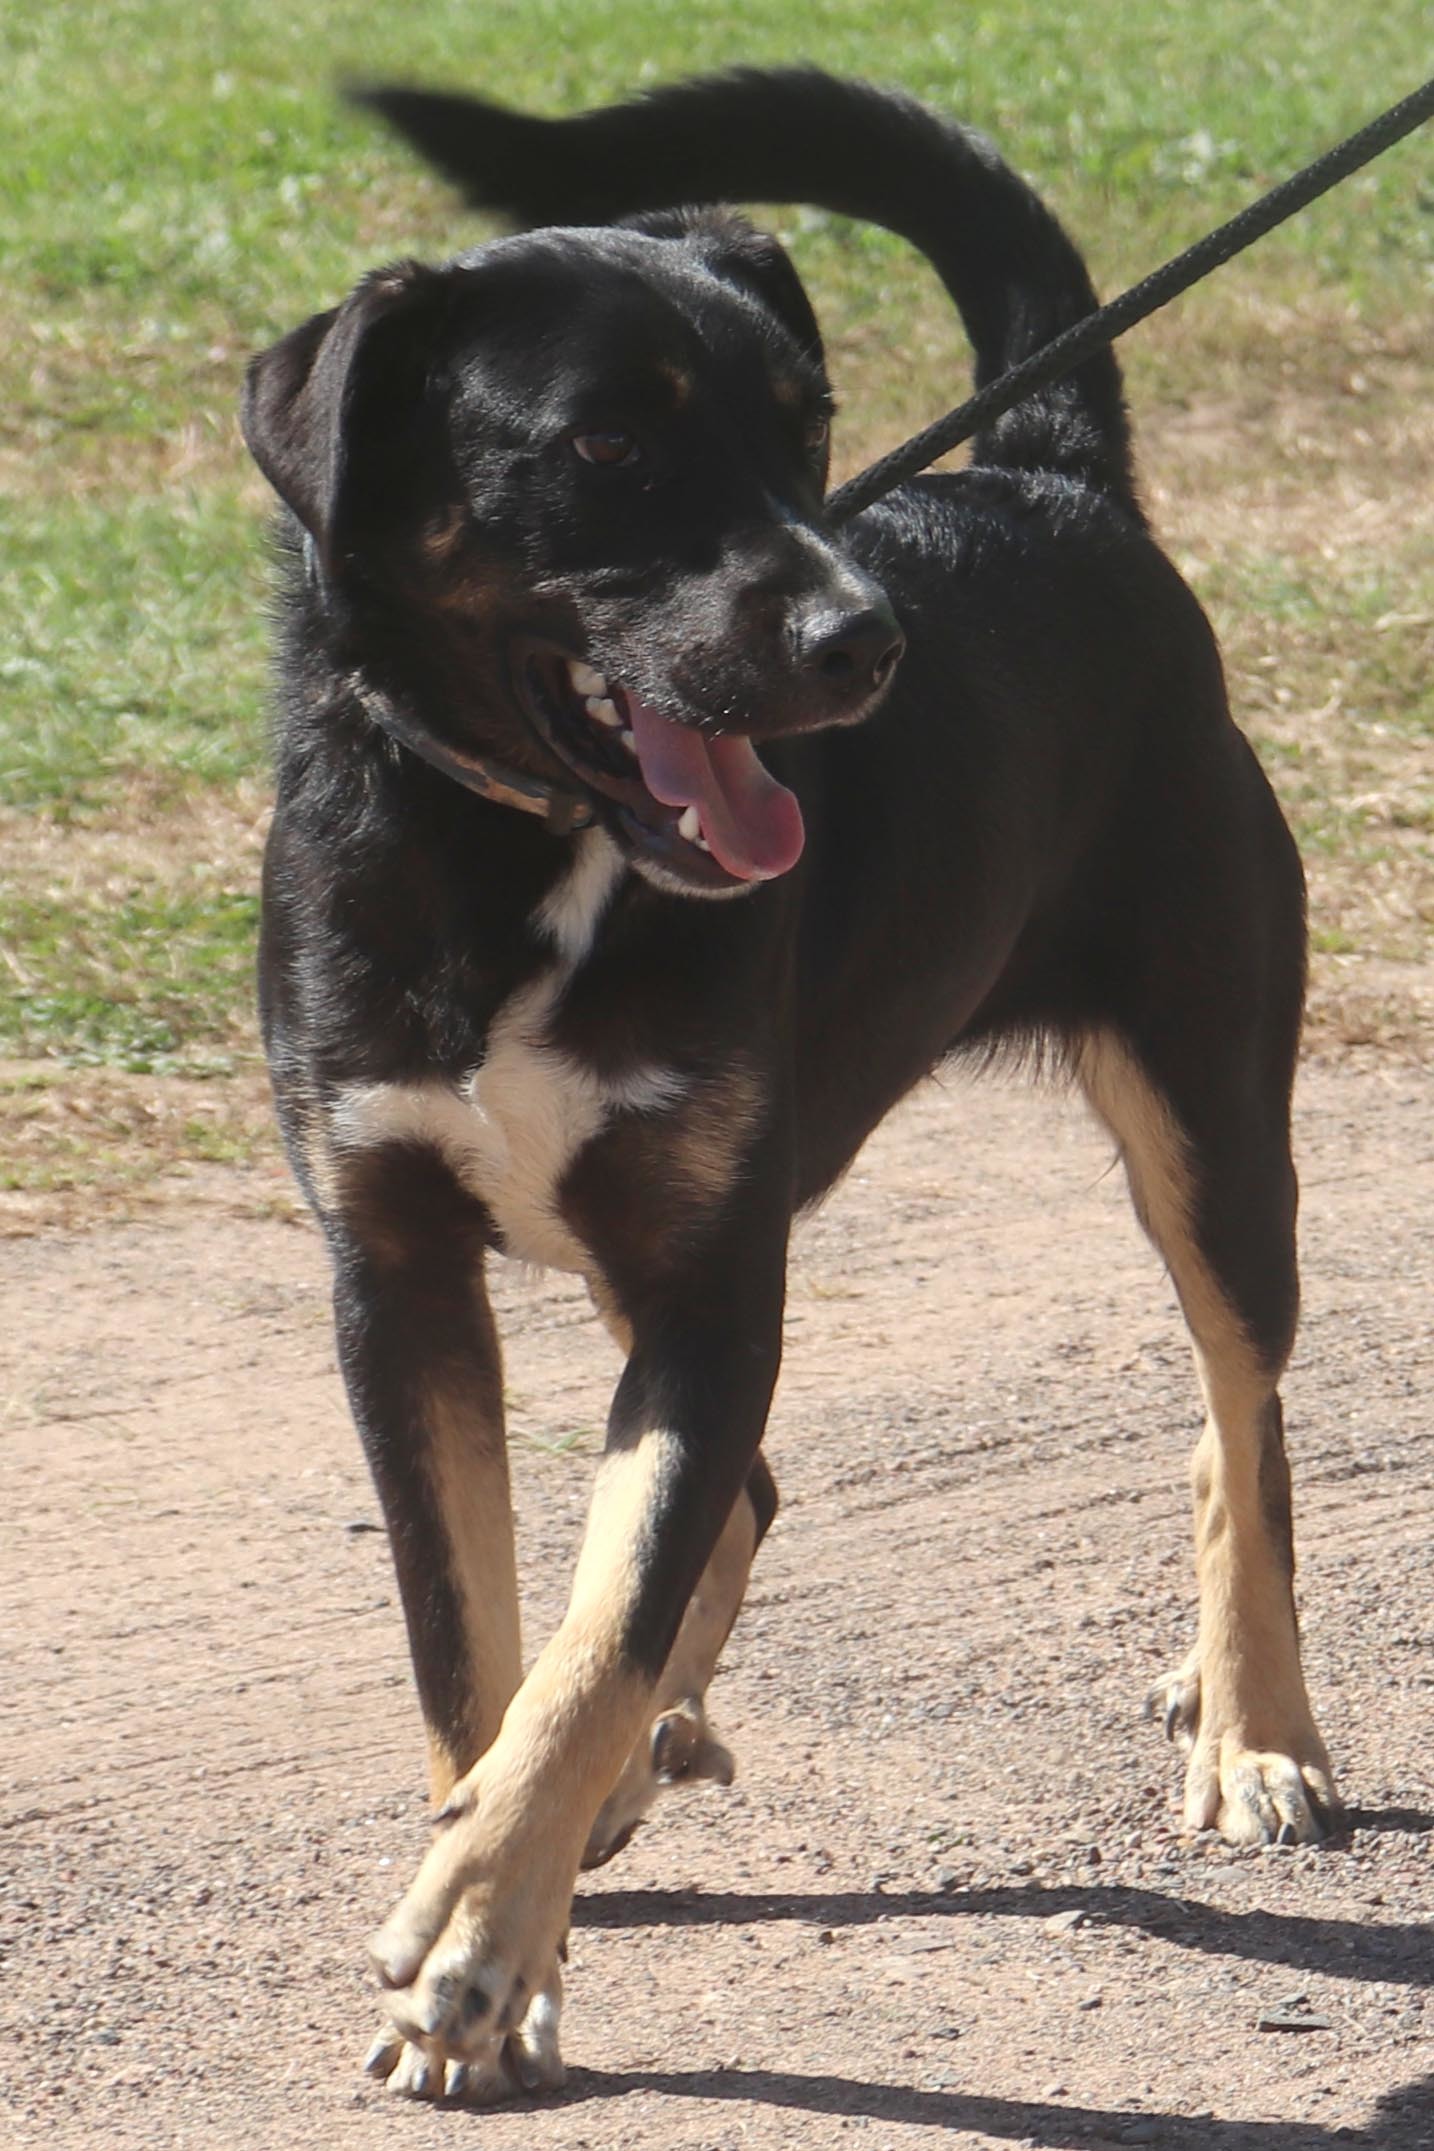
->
420 504 470 559
329 1007 685 1275
667 1061 766 1209
534 826 624 962
370 1429 684 2067
580 1289 752 1863
584 1480 754 1863
587 1279 634 1356
270 1069 342 1214
568 1059 768 1269
422 1375 523 1800
656 360 695 406
326 834 692 1273
1075 1031 1335 1839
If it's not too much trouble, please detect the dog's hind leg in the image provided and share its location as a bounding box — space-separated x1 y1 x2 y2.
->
1075 1027 1339 1845
581 1452 778 1868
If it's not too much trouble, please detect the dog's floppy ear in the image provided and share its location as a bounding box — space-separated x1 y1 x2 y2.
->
241 260 451 575
700 223 825 364
628 208 825 365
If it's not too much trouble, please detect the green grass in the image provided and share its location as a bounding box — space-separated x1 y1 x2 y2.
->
1 496 269 811
2 0 1431 1179
6 0 1431 468
0 886 260 1073
1199 550 1434 739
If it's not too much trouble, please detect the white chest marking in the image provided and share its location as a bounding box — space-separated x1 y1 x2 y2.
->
330 834 685 1271
536 826 625 963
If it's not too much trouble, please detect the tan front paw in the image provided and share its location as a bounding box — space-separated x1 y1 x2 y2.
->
581 1694 734 1870
367 1789 572 2097
1148 1641 1340 1846
1183 1726 1340 1845
363 1969 564 2104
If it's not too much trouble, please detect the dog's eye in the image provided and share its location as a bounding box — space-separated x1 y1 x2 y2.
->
572 430 642 469
804 415 831 457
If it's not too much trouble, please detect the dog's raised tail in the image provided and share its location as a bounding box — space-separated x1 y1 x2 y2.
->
354 67 1137 510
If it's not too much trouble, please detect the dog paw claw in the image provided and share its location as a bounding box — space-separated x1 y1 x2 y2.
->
363 2029 403 2079
363 1967 564 2106
582 1694 734 1868
1146 1652 1201 1749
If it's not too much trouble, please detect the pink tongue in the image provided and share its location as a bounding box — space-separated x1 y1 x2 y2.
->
625 699 805 881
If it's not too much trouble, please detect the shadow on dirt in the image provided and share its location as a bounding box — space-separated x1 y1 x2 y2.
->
563 1814 1434 2140
559 2067 1434 2148
1343 1806 1434 1837
577 1856 1433 1993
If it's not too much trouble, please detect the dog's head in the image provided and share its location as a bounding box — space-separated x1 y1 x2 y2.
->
242 212 903 894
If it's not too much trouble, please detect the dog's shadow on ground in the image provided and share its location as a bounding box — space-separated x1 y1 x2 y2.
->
556 2066 1433 2149
576 1805 1434 1995
560 1815 1432 2141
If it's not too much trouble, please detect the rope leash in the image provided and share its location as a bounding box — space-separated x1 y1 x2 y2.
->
827 75 1434 524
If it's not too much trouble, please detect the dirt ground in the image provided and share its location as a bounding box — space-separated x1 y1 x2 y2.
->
2 1057 1431 2150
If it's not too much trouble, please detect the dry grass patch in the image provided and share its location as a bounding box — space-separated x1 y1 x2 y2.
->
0 1060 282 1233
1136 309 1432 1054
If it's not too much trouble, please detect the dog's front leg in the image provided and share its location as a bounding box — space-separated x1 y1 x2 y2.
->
368 1205 787 2102
327 1147 522 1801
322 1146 536 2100
580 1292 778 1868
580 1452 778 1869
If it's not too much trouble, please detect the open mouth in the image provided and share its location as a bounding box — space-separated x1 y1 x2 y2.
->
514 639 805 891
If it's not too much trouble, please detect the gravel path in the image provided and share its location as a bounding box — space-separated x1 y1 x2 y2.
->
3 1060 1430 2149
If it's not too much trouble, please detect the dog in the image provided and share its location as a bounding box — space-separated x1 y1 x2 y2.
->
240 68 1339 2104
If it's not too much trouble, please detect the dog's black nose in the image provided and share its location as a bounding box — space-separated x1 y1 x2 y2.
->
794 603 905 696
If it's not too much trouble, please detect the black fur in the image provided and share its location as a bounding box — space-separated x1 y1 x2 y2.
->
243 67 1309 1913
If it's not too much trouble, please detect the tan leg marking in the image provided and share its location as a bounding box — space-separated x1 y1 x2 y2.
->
663 1062 765 1209
586 1280 633 1359
582 1483 754 1866
421 1375 523 1801
364 1324 529 2099
366 1430 682 2097
1077 1032 1337 1844
579 1283 756 1866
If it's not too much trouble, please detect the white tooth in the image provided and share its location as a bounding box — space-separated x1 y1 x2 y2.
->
695 835 711 853
677 805 702 843
586 695 622 728
569 661 606 697
620 730 637 755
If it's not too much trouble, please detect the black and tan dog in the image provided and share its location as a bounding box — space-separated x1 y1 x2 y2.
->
241 69 1338 2102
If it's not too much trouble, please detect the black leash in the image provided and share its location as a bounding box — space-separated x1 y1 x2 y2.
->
827 75 1434 523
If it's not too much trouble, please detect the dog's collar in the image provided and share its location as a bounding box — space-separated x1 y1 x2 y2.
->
349 678 596 836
